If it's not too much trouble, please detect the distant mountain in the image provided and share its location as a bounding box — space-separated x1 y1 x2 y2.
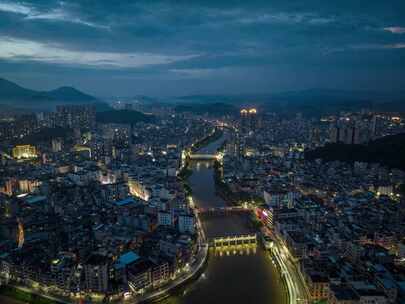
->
264 89 405 116
46 86 99 103
96 110 155 124
305 133 405 170
174 102 238 115
175 89 405 117
177 95 239 103
268 89 403 102
0 77 109 111
0 77 42 100
129 95 160 104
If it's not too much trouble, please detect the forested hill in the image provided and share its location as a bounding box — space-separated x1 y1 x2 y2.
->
305 133 405 170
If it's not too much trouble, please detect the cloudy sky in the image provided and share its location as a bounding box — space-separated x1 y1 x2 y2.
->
0 0 404 97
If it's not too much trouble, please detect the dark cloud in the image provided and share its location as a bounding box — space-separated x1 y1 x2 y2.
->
0 0 404 96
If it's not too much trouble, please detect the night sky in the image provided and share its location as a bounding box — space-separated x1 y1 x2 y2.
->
0 0 404 97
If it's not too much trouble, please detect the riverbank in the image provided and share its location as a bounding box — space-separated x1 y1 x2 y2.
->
190 127 223 153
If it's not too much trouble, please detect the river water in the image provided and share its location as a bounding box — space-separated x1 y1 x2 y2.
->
161 132 286 304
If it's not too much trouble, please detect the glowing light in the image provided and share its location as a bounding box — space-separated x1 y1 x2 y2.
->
12 145 37 159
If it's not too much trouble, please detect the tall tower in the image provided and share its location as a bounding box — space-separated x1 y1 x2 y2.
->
240 108 257 134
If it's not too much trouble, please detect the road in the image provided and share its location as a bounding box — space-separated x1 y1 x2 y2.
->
270 234 310 304
256 209 309 304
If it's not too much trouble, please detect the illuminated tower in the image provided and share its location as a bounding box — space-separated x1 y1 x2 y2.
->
240 108 257 134
240 109 249 133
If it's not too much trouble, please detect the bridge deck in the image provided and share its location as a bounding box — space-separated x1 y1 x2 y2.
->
188 153 218 160
201 213 255 240
197 206 248 213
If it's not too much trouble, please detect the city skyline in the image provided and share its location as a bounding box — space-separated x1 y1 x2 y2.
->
0 0 404 97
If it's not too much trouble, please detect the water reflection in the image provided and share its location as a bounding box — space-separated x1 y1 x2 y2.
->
192 160 212 171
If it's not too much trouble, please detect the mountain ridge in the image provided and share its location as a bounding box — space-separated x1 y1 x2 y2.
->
2 77 405 115
0 77 108 111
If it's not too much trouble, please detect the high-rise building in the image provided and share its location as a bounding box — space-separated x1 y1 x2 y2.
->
329 126 339 143
343 126 354 144
17 114 38 137
157 211 173 227
56 105 96 129
84 254 109 293
1 115 38 140
51 138 63 152
310 128 321 145
240 108 258 133
178 214 195 234
370 115 381 138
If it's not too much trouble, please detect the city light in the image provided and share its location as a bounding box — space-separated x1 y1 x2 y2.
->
12 145 37 159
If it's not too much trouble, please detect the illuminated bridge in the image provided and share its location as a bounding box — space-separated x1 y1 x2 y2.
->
197 206 251 216
210 234 257 249
188 153 219 160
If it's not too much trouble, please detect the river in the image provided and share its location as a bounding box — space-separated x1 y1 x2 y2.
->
160 131 286 304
